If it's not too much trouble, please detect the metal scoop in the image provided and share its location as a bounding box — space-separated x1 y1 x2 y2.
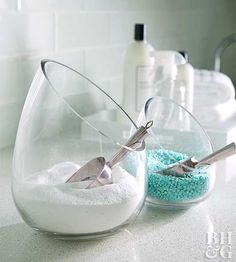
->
159 142 236 177
66 121 153 188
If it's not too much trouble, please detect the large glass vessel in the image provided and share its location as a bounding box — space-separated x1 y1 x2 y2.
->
12 60 147 239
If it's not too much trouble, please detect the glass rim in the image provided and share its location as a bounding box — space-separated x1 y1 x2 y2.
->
40 59 139 150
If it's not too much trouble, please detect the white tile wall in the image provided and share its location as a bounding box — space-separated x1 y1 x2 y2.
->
0 57 32 103
20 0 83 11
56 12 110 49
25 49 85 73
0 0 16 10
0 100 24 149
0 12 53 55
84 46 125 82
0 0 235 149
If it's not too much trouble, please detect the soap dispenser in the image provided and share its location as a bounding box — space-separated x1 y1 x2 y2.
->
122 24 155 118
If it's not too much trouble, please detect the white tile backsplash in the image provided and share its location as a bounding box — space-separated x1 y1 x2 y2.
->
0 100 24 149
20 0 83 11
0 12 54 55
0 57 30 103
0 0 16 10
84 46 124 82
56 12 110 49
47 50 85 71
84 0 140 11
0 0 235 149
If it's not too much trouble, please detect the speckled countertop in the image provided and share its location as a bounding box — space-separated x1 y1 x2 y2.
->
0 147 236 262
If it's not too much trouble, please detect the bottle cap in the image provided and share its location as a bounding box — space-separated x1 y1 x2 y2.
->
134 24 146 41
178 51 188 62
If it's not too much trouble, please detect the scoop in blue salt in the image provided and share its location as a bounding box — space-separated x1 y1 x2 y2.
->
147 149 209 201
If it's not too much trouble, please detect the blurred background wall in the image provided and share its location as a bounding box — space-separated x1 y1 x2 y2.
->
0 0 235 149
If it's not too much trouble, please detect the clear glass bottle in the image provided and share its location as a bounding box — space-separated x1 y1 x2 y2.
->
173 51 194 113
12 60 147 239
153 51 178 100
136 96 216 208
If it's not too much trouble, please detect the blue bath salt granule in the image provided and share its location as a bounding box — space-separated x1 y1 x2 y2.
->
147 149 210 201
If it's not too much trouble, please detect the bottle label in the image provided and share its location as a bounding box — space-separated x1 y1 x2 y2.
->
135 65 155 111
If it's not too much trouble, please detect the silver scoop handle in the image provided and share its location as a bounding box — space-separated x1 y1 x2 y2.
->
107 121 153 168
196 142 236 166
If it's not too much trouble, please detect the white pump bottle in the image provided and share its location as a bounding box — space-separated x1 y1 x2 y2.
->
122 24 155 119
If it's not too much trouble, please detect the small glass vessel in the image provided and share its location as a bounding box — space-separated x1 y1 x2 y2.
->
12 60 147 239
136 96 215 209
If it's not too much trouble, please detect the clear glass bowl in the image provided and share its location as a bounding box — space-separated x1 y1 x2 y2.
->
12 60 147 239
136 96 215 209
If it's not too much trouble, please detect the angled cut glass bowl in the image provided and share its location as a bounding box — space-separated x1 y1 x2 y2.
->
136 96 215 209
12 60 147 239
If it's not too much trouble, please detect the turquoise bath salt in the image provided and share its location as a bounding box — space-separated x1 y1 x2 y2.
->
147 149 210 201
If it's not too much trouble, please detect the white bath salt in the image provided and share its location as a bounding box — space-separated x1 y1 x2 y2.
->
14 162 144 234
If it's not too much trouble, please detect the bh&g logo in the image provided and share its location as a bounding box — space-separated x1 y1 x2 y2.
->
205 232 232 259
